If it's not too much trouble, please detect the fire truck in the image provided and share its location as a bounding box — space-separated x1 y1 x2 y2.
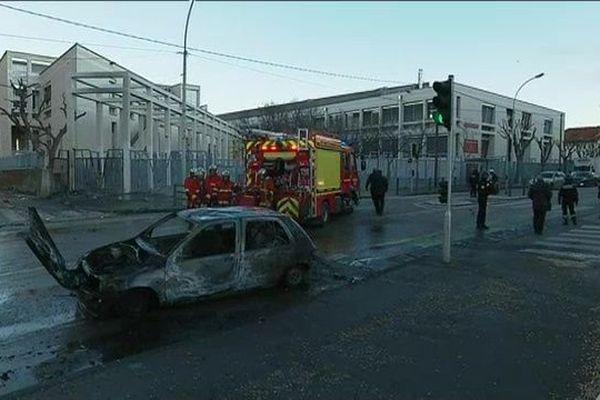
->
238 128 360 224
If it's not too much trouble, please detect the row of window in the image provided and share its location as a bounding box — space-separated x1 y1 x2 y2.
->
323 98 553 135
11 59 51 77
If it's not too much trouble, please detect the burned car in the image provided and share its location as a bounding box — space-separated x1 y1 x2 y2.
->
25 207 316 319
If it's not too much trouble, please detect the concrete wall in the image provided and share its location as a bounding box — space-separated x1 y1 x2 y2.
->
0 168 41 194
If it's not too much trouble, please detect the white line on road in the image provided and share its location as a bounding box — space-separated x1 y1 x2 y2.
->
541 237 600 246
0 311 76 341
580 225 600 231
0 266 43 278
561 232 600 240
520 248 600 262
533 241 600 253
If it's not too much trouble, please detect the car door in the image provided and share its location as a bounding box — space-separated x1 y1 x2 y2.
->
237 217 296 290
164 220 239 303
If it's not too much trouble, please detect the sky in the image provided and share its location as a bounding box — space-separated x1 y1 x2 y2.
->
0 1 598 128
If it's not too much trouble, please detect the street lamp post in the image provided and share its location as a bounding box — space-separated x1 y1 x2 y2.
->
181 0 195 178
506 72 544 195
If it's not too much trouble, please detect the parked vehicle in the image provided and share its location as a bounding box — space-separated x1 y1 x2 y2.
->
25 207 316 319
570 171 597 187
540 171 566 189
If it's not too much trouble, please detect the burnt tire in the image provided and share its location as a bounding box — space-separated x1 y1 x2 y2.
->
77 298 113 320
284 266 308 289
117 289 157 319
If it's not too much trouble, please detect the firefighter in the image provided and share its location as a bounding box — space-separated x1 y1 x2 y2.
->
195 168 206 207
558 176 578 225
183 169 201 209
258 169 274 208
205 165 222 207
365 168 388 216
217 170 235 207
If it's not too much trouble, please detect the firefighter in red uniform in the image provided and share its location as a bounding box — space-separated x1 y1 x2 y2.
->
258 169 275 208
196 168 206 207
183 169 201 209
217 170 235 207
205 165 222 207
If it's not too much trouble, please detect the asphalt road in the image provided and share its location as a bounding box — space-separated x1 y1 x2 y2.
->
1 188 598 397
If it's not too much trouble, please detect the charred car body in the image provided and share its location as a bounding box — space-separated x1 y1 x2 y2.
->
25 207 316 318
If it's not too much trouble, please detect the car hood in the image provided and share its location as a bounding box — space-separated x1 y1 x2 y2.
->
25 207 89 290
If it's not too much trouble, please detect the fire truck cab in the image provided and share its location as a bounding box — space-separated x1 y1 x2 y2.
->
238 129 360 225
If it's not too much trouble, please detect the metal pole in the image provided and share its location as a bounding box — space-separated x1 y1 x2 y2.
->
181 0 195 178
434 123 439 186
443 74 455 264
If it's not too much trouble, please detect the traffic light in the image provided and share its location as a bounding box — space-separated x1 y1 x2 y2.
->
432 79 452 131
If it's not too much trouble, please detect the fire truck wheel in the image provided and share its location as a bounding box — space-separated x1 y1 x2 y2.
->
284 265 308 288
317 201 330 227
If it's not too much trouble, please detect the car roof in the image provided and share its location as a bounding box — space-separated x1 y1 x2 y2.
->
177 207 284 224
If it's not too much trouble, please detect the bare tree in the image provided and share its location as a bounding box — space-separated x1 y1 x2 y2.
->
0 79 85 195
498 117 537 185
534 136 554 169
575 142 600 159
556 141 578 172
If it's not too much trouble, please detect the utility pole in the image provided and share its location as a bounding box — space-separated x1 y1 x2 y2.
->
181 0 195 179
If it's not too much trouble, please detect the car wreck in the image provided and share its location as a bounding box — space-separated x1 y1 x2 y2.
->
25 206 316 319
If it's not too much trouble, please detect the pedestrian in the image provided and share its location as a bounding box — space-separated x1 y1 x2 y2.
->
438 177 448 204
476 171 494 230
469 169 480 198
365 168 388 216
528 176 552 234
558 176 578 225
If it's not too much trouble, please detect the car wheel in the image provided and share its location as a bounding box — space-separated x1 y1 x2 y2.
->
318 201 330 227
118 289 157 319
284 266 308 288
77 298 113 320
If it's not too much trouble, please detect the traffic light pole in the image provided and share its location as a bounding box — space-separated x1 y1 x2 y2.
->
442 75 455 264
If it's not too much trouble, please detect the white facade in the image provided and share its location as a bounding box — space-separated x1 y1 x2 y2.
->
0 44 241 193
220 82 565 162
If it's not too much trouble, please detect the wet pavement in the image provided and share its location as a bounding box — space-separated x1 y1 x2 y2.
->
1 188 599 397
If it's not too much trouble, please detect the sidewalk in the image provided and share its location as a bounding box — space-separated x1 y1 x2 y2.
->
0 190 180 229
9 230 600 400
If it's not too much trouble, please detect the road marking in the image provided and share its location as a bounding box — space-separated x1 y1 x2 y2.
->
580 225 600 231
520 248 600 262
541 237 600 246
0 311 76 341
0 266 44 278
561 232 600 240
533 241 600 253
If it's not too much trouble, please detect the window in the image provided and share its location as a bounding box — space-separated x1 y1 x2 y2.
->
31 62 49 75
245 220 290 251
543 119 553 134
32 90 39 111
111 121 117 135
362 110 379 127
427 100 436 120
146 215 195 255
109 106 117 116
382 107 399 125
522 112 532 129
481 105 495 125
182 222 236 259
11 59 27 79
43 85 52 103
403 103 423 123
350 112 360 128
456 96 461 119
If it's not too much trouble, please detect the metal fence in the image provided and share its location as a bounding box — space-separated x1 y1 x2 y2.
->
103 149 124 194
361 156 574 195
130 150 150 193
0 152 43 171
73 149 101 192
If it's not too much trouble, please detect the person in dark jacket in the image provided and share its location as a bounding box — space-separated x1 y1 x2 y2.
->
476 171 494 230
528 176 552 234
365 168 388 216
469 169 480 198
558 177 578 225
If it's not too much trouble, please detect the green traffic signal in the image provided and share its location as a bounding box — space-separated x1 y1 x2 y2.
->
433 111 443 125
